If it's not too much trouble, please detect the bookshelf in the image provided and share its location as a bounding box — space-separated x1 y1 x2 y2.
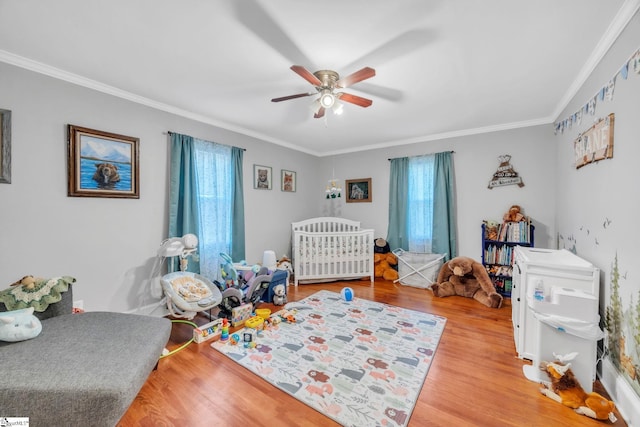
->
481 221 534 297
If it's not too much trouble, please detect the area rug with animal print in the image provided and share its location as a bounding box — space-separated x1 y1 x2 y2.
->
211 289 446 427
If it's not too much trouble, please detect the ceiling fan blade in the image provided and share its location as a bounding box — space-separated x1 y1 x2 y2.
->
291 65 322 87
336 67 376 88
233 1 314 67
344 29 436 71
314 107 326 119
271 93 314 102
354 82 403 102
338 93 373 108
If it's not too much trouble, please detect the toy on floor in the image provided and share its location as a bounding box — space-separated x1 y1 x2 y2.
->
272 284 287 306
220 319 230 341
432 256 503 308
539 354 617 422
341 287 354 301
374 252 399 281
273 308 298 323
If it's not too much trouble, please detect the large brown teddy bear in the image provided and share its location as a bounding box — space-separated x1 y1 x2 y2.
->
432 256 503 308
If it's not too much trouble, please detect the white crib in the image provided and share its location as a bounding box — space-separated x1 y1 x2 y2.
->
291 217 375 286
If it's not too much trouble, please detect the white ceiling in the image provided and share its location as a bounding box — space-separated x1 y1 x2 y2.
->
0 0 637 156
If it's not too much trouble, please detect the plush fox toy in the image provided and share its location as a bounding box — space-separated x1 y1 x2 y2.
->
539 354 617 422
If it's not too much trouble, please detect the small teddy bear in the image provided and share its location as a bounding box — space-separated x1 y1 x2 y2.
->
10 275 43 291
503 205 525 222
272 284 287 306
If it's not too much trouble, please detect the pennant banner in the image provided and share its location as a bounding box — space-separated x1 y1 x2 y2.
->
555 48 639 135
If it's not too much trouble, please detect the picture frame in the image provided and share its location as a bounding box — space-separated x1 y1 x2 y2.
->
0 109 11 184
253 164 272 190
67 125 140 198
281 169 296 192
346 178 372 203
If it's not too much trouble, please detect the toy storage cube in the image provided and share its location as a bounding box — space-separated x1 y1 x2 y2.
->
231 303 253 327
265 270 288 303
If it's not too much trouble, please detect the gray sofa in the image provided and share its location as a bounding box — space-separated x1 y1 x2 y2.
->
0 285 172 426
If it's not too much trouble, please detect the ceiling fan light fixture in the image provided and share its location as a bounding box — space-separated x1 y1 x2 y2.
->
332 102 344 115
319 90 335 108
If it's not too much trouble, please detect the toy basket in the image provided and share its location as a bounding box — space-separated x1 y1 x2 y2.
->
392 250 446 289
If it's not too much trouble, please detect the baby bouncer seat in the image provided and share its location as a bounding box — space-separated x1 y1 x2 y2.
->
161 271 222 319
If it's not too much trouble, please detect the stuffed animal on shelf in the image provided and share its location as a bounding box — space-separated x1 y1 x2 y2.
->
374 252 399 281
483 220 500 241
539 355 617 423
432 256 503 308
272 284 287 306
503 205 525 222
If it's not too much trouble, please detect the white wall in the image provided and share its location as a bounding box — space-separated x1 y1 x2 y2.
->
0 62 318 314
319 125 557 259
553 11 640 425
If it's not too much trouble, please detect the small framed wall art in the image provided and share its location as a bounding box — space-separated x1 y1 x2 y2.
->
0 108 11 184
346 178 372 203
281 169 296 192
253 164 272 190
67 125 140 198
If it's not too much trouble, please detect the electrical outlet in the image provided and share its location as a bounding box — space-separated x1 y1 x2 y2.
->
74 300 84 310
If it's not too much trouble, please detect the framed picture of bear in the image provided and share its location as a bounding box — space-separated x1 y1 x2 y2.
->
253 164 272 190
281 169 296 192
67 125 140 198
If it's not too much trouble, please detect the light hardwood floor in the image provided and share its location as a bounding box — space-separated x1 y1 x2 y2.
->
118 279 627 427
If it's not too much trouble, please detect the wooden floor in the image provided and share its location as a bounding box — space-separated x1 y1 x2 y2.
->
118 279 627 427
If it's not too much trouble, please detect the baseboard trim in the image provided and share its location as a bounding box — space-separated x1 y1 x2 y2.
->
600 358 640 426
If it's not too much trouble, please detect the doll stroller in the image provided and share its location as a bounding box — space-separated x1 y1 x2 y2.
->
216 253 274 319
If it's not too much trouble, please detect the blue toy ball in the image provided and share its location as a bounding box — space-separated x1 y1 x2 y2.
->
341 287 354 302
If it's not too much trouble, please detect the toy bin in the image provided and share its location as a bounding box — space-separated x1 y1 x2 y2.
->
265 270 288 303
392 250 445 289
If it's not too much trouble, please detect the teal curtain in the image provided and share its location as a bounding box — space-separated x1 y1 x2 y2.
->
168 132 245 279
386 152 456 259
432 152 457 260
386 157 409 250
231 147 245 261
168 133 201 272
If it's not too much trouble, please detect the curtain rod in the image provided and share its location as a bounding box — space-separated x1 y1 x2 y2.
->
166 131 246 151
388 150 454 161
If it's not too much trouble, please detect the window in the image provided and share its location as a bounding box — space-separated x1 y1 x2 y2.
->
193 140 234 280
407 155 435 253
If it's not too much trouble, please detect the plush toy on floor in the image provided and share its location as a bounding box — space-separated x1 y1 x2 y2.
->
432 256 503 308
272 284 287 306
539 354 617 423
372 238 399 281
374 252 399 281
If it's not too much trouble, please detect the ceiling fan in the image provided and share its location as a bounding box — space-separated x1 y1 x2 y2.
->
271 65 376 118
